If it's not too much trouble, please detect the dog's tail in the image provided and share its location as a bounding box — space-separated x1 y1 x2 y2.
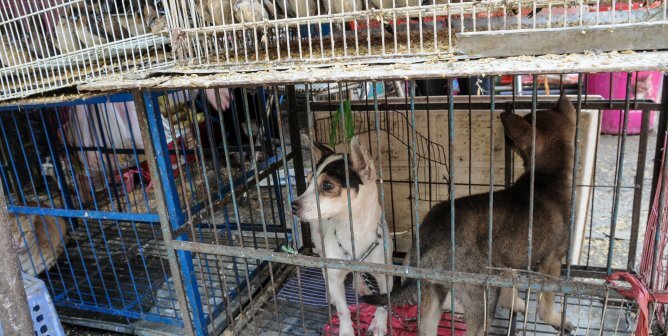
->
360 279 418 306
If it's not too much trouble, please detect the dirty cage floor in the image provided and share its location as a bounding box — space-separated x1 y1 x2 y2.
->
237 267 634 336
42 200 287 330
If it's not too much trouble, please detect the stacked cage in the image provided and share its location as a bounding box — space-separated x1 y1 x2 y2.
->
0 0 171 101
0 0 667 335
0 88 296 334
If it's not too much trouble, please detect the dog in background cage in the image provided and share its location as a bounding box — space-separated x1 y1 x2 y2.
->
362 95 578 335
291 136 393 336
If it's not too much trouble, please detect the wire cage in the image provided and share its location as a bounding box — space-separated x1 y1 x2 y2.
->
126 74 664 335
164 0 668 71
2 0 666 102
0 93 180 332
0 69 666 336
0 89 293 334
0 1 171 101
0 2 665 336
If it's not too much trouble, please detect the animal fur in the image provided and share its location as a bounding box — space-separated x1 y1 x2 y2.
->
292 136 393 336
233 0 270 23
363 95 578 335
197 0 234 25
322 0 365 14
11 203 68 276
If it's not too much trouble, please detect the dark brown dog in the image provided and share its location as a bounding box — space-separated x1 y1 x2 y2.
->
363 94 577 335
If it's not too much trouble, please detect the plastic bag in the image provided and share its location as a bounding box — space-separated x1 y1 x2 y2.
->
62 101 173 173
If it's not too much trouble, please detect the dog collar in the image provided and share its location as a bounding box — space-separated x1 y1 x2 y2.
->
334 223 384 295
334 223 383 262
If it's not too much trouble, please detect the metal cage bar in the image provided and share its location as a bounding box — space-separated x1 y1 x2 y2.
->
0 72 665 335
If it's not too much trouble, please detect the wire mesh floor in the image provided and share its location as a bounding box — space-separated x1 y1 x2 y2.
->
41 214 286 329
43 219 176 323
237 267 636 335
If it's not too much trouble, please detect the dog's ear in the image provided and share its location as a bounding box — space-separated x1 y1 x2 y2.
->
500 112 542 160
555 93 576 120
350 136 376 182
310 141 335 163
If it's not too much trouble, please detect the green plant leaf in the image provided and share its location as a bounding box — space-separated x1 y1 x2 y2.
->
328 100 354 148
329 109 340 148
343 100 354 142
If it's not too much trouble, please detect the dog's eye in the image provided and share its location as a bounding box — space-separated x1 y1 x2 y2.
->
321 181 333 191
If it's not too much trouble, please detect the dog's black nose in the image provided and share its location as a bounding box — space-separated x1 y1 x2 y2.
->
291 201 301 215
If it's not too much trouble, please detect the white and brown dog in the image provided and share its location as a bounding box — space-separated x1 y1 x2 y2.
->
291 136 393 336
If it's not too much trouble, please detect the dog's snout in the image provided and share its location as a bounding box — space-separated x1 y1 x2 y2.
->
291 201 301 215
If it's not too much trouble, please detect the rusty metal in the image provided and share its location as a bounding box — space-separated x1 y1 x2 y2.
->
628 108 651 271
650 74 668 216
171 240 614 298
78 51 668 92
171 152 294 240
310 99 663 113
132 90 196 336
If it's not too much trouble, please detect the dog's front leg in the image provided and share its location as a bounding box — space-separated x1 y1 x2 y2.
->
498 270 526 314
418 283 443 336
375 273 393 294
458 283 498 336
537 252 575 334
327 269 355 336
366 273 392 336
366 306 388 336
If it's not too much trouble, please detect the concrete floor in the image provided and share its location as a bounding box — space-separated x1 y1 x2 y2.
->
581 131 658 270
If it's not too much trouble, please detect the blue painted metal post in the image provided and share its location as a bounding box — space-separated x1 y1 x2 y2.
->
133 91 206 336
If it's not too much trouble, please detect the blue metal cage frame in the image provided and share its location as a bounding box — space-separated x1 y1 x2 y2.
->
0 88 296 335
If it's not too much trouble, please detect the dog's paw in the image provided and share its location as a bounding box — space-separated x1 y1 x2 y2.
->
552 320 576 335
367 307 388 336
498 287 526 314
557 320 576 335
339 323 355 336
366 324 387 336
543 312 575 335
512 297 527 314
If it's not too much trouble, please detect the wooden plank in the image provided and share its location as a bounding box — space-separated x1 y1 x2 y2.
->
456 23 668 58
